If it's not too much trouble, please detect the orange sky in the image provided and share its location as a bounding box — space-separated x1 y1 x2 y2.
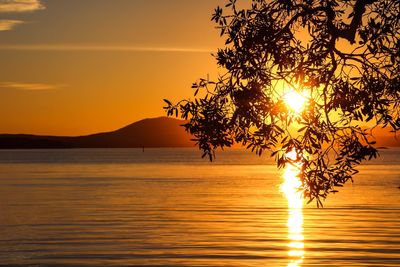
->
0 0 396 142
0 0 223 135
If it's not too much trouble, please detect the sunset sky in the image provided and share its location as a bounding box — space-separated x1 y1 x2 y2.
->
0 0 223 135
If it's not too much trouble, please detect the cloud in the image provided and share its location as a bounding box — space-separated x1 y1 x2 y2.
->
0 19 24 31
0 44 214 53
0 82 62 90
0 0 45 13
0 1 44 31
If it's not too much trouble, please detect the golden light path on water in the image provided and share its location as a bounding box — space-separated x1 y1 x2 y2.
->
281 86 308 266
281 153 305 266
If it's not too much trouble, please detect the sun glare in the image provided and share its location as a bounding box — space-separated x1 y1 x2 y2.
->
284 90 308 113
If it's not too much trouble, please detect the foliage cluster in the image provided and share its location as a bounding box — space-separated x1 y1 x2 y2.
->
165 0 400 205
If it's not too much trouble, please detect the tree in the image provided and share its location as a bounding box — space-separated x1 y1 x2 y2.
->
164 0 400 206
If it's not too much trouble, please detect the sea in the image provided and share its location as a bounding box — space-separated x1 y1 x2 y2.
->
0 148 399 267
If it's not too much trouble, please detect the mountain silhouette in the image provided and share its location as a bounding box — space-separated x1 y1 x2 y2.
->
0 117 194 149
0 117 398 149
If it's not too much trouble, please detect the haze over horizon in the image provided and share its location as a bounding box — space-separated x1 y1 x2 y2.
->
0 0 223 136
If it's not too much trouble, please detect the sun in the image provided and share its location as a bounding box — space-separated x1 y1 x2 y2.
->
284 90 308 113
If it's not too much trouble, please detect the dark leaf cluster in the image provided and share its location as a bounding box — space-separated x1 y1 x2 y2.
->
164 0 400 205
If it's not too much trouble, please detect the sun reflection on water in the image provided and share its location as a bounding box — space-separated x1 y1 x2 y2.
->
281 159 304 267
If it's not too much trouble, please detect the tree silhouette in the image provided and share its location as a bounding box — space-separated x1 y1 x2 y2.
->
165 0 399 205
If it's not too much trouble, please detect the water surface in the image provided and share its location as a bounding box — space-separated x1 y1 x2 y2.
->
0 148 399 266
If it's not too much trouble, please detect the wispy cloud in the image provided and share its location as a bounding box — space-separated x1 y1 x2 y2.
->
0 19 24 31
0 0 45 13
0 1 44 32
0 82 62 90
0 44 214 53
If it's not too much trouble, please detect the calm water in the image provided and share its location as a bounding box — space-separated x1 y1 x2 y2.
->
0 148 399 266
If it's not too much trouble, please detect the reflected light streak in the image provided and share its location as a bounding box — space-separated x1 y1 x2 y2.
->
281 153 305 267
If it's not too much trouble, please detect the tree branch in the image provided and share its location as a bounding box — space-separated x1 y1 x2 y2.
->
326 0 378 44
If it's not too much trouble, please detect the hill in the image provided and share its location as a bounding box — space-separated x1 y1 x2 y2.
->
0 117 194 149
0 117 398 149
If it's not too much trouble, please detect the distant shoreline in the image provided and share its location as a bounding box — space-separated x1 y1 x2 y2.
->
0 117 194 149
1 117 398 149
